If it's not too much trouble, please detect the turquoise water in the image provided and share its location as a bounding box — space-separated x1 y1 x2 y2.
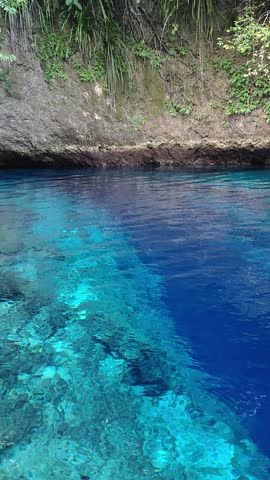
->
0 169 269 479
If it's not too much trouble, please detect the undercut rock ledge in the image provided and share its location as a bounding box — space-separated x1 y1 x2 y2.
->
0 142 270 169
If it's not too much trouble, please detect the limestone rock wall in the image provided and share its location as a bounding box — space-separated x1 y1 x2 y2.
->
0 51 270 168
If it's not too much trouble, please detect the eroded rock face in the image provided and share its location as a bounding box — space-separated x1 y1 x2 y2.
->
0 145 270 168
0 50 270 168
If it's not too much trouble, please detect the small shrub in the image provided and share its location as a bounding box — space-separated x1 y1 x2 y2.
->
187 63 197 76
130 116 147 131
165 99 192 117
217 7 270 122
131 41 165 68
0 68 19 96
75 52 106 83
38 30 74 84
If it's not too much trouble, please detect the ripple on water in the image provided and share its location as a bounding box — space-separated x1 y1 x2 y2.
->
0 169 269 480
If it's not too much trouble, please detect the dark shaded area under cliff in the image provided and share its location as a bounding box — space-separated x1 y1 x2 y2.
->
1 145 270 169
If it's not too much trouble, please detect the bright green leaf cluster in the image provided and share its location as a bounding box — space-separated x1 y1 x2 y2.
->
131 41 165 69
38 31 73 84
217 7 270 122
0 52 16 62
0 0 27 15
165 98 192 117
65 0 82 11
0 0 28 65
75 53 106 83
218 7 270 79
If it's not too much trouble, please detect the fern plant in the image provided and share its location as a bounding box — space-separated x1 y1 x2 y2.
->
0 0 28 15
0 0 28 64
0 52 16 61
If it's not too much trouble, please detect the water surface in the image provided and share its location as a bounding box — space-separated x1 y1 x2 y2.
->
0 168 269 479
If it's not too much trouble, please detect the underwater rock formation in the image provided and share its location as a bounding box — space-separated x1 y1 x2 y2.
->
0 176 269 480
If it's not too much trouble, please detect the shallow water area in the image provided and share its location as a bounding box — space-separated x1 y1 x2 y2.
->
0 168 270 480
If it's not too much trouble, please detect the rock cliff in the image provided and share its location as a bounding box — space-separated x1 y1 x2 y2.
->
1 51 270 168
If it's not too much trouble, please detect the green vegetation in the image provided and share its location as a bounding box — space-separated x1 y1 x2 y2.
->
75 52 106 83
38 31 72 83
0 0 27 15
0 0 25 63
0 66 18 95
0 0 26 95
130 116 147 131
131 41 166 69
0 52 15 62
0 1 222 91
217 6 270 122
195 112 203 121
0 0 270 122
165 98 193 117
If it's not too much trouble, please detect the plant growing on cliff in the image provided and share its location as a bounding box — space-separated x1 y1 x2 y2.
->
157 0 218 39
0 0 27 62
3 0 270 113
131 41 166 68
165 98 192 116
217 6 270 121
38 30 73 83
0 51 15 61
75 50 106 83
0 0 28 97
0 0 27 15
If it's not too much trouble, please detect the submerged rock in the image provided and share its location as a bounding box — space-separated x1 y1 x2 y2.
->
0 184 268 480
99 355 126 381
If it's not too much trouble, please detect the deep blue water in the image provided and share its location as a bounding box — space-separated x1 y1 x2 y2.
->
0 168 269 480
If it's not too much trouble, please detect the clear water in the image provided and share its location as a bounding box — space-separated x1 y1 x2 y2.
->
0 168 269 480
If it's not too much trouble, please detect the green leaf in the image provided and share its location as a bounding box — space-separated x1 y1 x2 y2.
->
74 0 82 10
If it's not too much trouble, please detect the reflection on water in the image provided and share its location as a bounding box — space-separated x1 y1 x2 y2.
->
0 169 269 479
